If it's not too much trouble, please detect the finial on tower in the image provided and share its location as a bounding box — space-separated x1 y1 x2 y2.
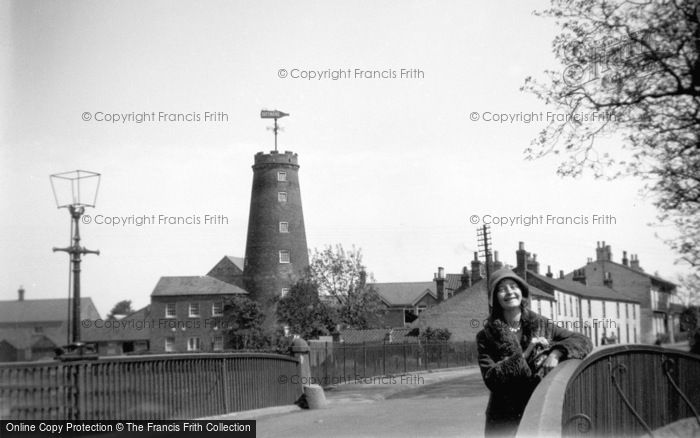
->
261 109 290 152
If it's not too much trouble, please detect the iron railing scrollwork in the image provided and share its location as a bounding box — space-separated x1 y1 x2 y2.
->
662 358 700 426
563 413 592 434
609 362 654 437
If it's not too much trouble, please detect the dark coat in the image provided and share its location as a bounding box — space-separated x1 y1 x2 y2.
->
476 309 592 437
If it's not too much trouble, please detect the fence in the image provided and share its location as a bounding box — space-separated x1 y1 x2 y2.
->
0 352 301 420
309 341 478 387
518 345 700 437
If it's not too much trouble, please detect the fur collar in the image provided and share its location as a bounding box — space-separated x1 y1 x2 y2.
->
485 310 546 345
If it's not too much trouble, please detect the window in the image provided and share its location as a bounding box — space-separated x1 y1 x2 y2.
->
165 303 176 318
616 302 620 318
213 336 224 351
569 297 573 317
281 288 290 298
278 192 287 202
563 296 567 316
279 250 290 264
277 171 287 182
279 222 289 233
634 327 637 343
588 300 592 318
557 296 561 315
550 302 554 319
212 302 223 317
537 299 541 315
165 337 175 352
187 337 201 352
34 326 43 334
626 324 630 343
633 305 636 319
626 303 629 319
602 302 606 318
189 303 200 318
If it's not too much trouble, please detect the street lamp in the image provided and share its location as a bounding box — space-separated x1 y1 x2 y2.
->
50 170 101 359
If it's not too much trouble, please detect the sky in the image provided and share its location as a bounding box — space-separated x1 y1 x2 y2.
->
0 0 691 317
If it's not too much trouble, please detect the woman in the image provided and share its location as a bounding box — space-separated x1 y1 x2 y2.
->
476 268 592 437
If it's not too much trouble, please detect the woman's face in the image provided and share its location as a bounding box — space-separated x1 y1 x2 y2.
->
496 279 522 310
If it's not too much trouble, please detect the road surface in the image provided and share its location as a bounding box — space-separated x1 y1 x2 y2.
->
254 368 490 438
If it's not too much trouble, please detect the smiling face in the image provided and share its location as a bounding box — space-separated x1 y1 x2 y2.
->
496 279 523 310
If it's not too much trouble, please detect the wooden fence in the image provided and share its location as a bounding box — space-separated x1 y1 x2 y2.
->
518 345 700 437
0 352 301 420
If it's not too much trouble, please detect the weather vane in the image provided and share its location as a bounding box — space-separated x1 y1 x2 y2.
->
260 109 289 151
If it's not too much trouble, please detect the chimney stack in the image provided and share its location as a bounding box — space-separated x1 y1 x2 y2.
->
546 265 553 278
471 252 483 284
572 268 587 285
434 267 446 302
622 251 629 266
18 286 25 302
493 251 503 270
559 270 564 279
605 244 612 261
527 253 540 274
630 254 641 271
460 266 471 290
516 242 528 275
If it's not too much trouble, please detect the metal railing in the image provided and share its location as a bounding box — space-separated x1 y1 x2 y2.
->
0 352 301 420
518 345 700 437
309 341 478 387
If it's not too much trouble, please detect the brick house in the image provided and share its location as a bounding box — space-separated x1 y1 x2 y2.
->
148 275 248 353
564 241 682 344
0 287 100 362
370 282 438 327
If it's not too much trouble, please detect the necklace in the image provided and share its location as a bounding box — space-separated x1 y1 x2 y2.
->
508 322 521 332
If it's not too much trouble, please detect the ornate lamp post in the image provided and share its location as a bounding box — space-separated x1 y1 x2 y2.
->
50 170 101 358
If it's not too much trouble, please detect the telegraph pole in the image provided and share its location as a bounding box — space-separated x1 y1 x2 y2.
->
477 224 493 286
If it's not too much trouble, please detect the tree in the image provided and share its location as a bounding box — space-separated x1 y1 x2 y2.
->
307 244 386 329
522 0 700 270
418 327 452 343
107 300 134 320
276 279 337 339
221 295 267 350
677 272 700 306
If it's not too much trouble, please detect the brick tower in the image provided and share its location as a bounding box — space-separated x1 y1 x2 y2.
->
243 150 309 327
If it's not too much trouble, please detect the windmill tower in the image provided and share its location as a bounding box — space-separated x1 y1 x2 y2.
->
243 111 309 327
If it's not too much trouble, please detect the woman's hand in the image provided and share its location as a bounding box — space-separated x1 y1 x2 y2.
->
540 349 563 373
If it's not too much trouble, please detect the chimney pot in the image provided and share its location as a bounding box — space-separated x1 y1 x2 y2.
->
559 270 564 279
519 242 525 250
18 286 25 302
438 267 445 279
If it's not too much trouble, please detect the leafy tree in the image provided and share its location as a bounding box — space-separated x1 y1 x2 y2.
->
419 327 452 343
107 300 134 320
276 279 337 339
677 272 700 306
308 244 386 329
522 0 700 270
222 295 267 350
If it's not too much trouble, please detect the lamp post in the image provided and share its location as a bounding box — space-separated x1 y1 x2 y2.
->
50 170 101 359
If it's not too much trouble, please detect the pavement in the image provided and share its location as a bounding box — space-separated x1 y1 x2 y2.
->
204 366 489 438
